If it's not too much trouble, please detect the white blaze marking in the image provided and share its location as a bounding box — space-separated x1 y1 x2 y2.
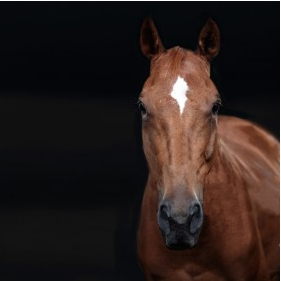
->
170 76 189 115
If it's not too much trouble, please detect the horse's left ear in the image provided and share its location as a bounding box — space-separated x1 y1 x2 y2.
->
197 18 220 62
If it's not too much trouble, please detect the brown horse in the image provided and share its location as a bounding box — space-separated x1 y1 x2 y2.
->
137 18 279 281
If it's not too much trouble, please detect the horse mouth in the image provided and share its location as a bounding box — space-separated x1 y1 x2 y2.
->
163 230 200 250
166 241 196 250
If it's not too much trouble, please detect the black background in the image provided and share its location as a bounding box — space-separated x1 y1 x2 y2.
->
1 2 279 281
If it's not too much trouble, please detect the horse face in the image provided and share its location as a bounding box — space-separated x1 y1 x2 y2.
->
139 18 220 249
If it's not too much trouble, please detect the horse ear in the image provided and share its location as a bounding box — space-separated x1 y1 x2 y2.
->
140 17 165 60
197 18 220 62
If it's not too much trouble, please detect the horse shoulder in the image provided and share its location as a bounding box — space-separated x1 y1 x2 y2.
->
217 115 280 279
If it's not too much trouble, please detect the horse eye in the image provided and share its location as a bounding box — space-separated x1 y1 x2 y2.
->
138 100 147 118
211 101 221 115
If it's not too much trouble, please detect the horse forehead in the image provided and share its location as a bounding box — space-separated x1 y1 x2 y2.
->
143 69 209 99
147 50 208 89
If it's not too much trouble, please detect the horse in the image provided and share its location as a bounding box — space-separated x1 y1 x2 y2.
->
137 18 279 281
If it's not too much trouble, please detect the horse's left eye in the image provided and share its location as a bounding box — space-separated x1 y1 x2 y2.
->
211 101 221 115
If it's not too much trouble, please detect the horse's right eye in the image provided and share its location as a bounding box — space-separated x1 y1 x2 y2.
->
138 100 147 118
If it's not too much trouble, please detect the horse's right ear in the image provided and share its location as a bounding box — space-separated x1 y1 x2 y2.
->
140 17 165 60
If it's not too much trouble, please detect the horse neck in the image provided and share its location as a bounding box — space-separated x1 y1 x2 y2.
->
205 135 252 211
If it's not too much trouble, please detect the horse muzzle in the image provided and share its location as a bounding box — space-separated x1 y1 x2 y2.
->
158 199 204 250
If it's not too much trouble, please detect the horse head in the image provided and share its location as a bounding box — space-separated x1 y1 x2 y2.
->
139 18 221 250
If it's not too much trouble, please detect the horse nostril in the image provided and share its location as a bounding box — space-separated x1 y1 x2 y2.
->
160 202 170 220
158 201 172 236
189 202 203 234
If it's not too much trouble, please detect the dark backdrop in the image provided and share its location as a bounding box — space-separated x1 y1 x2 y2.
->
1 2 279 281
